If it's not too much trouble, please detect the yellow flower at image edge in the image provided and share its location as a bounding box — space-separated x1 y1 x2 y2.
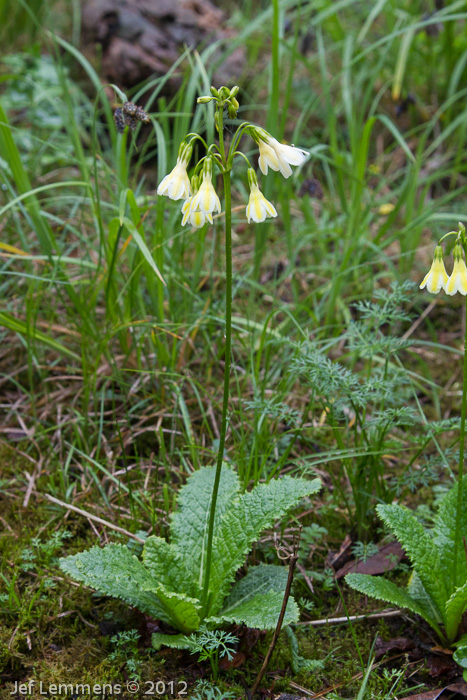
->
246 169 277 223
445 244 467 296
420 245 448 294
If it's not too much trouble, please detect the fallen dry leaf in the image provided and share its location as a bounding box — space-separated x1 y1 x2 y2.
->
427 653 458 678
335 541 405 579
374 635 416 659
219 649 246 670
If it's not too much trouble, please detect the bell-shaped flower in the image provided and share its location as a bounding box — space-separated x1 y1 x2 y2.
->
181 194 213 229
445 243 467 296
189 157 221 216
420 245 449 294
254 128 309 179
157 142 192 201
246 168 277 223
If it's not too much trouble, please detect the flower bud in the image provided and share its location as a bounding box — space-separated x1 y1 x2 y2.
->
228 102 238 120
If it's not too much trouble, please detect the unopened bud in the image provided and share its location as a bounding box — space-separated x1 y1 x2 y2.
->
197 96 213 104
210 86 219 97
230 85 240 98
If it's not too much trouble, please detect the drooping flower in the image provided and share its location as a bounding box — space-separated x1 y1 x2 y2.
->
420 245 449 294
189 157 221 217
157 142 192 201
181 191 213 229
445 243 467 296
253 128 309 179
246 168 277 223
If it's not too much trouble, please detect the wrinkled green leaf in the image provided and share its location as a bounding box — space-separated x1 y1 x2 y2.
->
445 582 467 644
152 633 192 651
221 564 289 615
345 572 445 642
377 503 447 616
59 545 170 622
143 585 201 634
212 591 299 629
434 480 467 595
208 476 321 615
143 536 200 600
407 571 443 626
171 464 240 592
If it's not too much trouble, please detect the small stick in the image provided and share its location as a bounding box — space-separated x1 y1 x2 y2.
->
250 531 300 698
40 493 145 543
296 609 403 626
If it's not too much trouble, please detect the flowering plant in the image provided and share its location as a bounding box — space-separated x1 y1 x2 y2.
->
420 222 467 296
156 86 310 613
348 221 467 666
59 88 318 667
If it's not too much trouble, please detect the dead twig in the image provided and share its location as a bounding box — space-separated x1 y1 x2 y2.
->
296 608 403 626
39 493 145 543
250 528 301 698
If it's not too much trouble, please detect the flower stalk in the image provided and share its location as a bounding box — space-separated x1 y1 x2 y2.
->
201 166 232 615
455 297 467 586
420 222 467 586
155 85 310 615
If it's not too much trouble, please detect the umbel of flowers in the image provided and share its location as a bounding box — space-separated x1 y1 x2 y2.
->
156 86 309 226
420 222 467 295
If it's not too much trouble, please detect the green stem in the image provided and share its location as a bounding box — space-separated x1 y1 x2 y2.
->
453 298 467 587
267 0 280 136
201 168 232 616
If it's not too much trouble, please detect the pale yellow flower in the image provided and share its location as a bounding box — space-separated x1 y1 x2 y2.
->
189 158 221 216
445 244 467 296
420 245 448 294
181 195 213 229
157 150 192 201
246 169 277 223
257 132 308 179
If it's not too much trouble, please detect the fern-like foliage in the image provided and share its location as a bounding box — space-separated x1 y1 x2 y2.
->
60 465 320 641
346 480 467 646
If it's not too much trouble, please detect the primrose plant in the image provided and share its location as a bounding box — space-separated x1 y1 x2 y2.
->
60 465 320 645
60 87 319 649
155 85 310 617
347 222 467 654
